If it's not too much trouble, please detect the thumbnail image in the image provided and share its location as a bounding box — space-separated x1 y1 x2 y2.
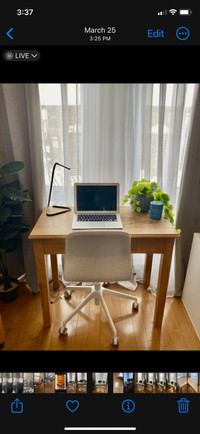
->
134 373 146 393
155 373 166 393
44 373 55 393
66 373 76 393
123 373 134 393
166 373 177 393
12 373 24 393
1 373 13 393
113 373 124 393
34 373 44 393
55 373 67 393
23 373 34 393
92 373 108 393
187 373 198 393
145 373 156 393
77 372 87 394
177 373 188 393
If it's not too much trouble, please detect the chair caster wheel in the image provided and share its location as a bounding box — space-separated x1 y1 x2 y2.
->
111 337 119 346
132 302 139 311
59 326 68 336
63 290 72 299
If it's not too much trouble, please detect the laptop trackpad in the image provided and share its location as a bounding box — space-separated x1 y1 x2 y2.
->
88 222 106 228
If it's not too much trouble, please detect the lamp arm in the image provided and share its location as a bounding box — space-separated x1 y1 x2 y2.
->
47 162 70 207
46 162 71 216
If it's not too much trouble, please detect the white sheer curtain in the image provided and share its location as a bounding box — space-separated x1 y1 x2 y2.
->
39 83 196 295
81 84 155 198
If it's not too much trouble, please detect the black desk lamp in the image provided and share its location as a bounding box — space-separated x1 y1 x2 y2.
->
46 162 71 216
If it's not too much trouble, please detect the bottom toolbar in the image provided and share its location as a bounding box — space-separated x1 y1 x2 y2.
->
1 372 199 433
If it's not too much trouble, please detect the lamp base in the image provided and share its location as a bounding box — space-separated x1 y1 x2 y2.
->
46 206 71 216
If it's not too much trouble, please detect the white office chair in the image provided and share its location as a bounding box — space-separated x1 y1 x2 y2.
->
59 230 139 346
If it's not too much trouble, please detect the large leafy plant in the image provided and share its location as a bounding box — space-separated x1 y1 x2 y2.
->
0 153 31 290
123 178 175 224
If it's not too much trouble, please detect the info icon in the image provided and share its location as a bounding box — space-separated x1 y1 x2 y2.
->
121 399 135 413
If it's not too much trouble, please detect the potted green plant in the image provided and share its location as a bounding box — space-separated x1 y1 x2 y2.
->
0 153 31 302
123 178 175 224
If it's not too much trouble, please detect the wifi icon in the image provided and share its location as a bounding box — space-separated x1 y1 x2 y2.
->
169 8 177 15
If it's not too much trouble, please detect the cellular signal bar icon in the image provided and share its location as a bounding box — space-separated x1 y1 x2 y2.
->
158 9 167 15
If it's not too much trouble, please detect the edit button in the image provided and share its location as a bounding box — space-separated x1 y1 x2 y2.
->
148 29 165 38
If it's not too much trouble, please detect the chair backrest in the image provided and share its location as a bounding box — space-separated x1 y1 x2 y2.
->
63 230 132 282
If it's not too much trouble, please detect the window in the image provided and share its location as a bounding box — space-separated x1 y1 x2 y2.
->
39 84 81 197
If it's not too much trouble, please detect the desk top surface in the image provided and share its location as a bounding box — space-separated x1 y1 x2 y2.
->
29 206 180 240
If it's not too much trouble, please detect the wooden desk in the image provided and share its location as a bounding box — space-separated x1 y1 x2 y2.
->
29 206 180 328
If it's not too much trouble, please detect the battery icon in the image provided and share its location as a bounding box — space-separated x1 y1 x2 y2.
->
179 9 192 15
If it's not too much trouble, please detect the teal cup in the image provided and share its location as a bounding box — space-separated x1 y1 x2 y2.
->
150 201 163 220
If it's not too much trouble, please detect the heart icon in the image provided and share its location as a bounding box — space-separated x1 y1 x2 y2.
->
66 400 79 412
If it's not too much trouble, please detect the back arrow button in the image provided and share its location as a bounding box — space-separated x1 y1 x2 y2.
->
6 28 14 39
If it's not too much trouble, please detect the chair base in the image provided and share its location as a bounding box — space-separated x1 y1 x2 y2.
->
59 283 139 346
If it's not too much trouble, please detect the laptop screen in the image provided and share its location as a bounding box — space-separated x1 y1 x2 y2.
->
76 184 118 212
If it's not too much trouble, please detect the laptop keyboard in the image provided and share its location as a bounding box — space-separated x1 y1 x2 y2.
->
77 214 117 222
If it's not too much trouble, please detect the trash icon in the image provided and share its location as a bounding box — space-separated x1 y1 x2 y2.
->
177 398 190 413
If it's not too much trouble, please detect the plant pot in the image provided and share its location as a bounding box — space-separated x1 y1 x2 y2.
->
0 278 19 303
134 195 154 213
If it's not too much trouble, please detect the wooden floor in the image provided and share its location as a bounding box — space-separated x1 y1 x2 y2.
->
0 281 200 351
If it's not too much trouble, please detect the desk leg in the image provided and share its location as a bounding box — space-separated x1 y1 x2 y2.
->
50 254 60 289
154 239 174 327
144 253 153 289
33 240 51 327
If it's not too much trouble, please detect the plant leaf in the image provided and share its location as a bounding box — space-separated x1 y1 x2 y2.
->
0 207 11 223
132 185 139 195
0 161 25 175
162 193 170 202
1 184 31 203
150 182 158 191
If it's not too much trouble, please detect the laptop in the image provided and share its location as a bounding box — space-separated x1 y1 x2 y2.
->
72 183 123 229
